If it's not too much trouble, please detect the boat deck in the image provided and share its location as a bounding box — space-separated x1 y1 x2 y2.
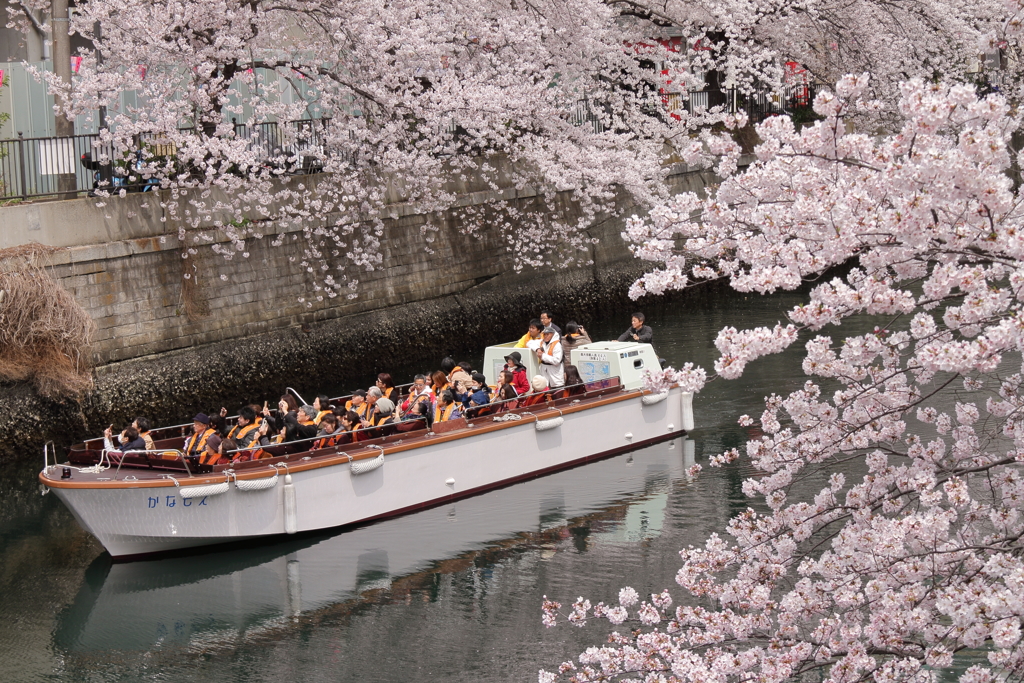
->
43 379 633 489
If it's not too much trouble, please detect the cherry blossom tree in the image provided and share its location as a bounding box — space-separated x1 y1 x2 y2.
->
7 0 1007 299
542 74 1024 682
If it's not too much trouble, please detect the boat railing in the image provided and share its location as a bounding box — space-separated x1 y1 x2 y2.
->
103 448 193 479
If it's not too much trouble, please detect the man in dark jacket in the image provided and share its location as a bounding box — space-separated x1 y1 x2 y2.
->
618 312 653 344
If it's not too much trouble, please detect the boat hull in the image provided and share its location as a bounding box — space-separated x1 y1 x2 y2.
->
47 388 690 558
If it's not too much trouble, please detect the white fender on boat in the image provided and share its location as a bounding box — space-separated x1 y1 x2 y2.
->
535 416 563 431
235 474 279 491
179 482 229 498
350 453 384 475
681 392 694 431
283 473 297 534
641 390 669 406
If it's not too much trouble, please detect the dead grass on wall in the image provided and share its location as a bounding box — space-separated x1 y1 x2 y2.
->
0 244 96 398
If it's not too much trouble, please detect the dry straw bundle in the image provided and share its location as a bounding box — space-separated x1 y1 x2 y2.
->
0 243 96 398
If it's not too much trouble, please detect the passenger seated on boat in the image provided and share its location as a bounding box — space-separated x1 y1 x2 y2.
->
345 390 369 419
376 373 397 401
222 438 247 463
132 417 155 450
434 389 462 423
198 432 223 467
521 376 550 407
183 413 217 458
210 413 228 438
564 365 586 396
514 319 544 350
227 406 262 448
290 405 319 442
313 395 332 424
364 398 397 437
401 374 433 415
397 400 431 432
457 372 491 409
495 382 518 411
430 371 451 399
261 394 299 434
103 425 147 453
314 414 338 449
503 352 531 395
445 359 472 394
335 410 363 444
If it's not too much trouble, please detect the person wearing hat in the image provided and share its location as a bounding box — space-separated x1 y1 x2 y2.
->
366 397 397 436
536 327 565 388
345 389 370 419
183 413 217 459
199 432 224 467
504 351 531 395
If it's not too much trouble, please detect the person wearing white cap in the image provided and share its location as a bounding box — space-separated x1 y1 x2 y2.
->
535 326 565 388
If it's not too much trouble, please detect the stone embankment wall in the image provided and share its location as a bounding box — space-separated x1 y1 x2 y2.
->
0 161 720 458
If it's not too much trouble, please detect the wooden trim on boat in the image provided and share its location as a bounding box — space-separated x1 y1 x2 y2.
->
41 389 650 490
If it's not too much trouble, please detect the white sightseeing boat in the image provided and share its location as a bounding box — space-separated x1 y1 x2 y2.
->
40 341 694 559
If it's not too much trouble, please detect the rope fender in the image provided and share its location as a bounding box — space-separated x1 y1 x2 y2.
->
179 482 230 498
535 416 564 431
235 475 279 491
350 453 384 475
641 391 669 406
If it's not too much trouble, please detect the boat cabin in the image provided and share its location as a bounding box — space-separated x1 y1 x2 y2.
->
481 341 659 390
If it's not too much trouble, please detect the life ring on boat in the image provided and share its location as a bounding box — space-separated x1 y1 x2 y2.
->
535 416 563 431
350 453 384 475
641 391 669 406
179 482 230 498
235 475 279 491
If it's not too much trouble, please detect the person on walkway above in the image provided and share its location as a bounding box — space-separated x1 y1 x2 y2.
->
514 319 544 350
536 327 565 388
504 351 531 395
617 312 653 344
540 311 561 335
183 413 216 458
561 321 592 368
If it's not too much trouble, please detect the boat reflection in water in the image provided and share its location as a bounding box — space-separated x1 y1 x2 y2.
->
55 437 695 655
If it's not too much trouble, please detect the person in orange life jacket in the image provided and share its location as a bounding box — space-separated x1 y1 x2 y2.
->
430 371 451 399
363 396 394 428
442 358 472 394
103 424 147 453
313 395 333 424
336 410 364 444
314 413 339 449
401 374 434 415
495 381 518 411
364 386 383 419
376 373 397 400
434 389 463 423
198 431 223 466
561 321 592 369
209 413 228 438
288 405 318 442
617 311 654 344
183 413 217 458
539 311 561 336
514 319 544 350
227 406 262 448
521 375 551 407
345 389 369 419
503 352 531 395
536 327 565 388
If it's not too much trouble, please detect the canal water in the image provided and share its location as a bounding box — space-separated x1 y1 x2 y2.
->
0 287 860 682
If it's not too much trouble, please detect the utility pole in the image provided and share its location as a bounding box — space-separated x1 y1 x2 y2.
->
51 0 77 198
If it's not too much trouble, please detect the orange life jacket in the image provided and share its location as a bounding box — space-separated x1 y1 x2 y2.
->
434 403 456 423
228 422 259 447
314 410 331 424
184 428 215 457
